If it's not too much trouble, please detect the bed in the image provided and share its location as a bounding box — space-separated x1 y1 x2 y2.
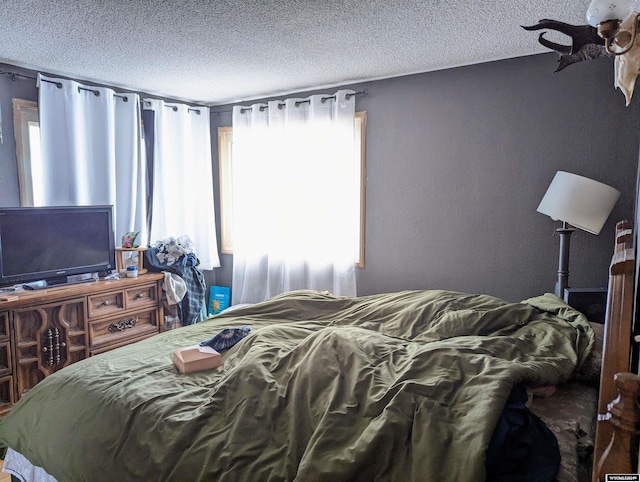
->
0 223 634 481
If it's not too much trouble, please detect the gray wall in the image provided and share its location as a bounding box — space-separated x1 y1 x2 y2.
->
1 54 639 303
211 53 640 302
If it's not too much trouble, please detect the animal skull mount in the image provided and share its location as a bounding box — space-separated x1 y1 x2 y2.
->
614 14 640 105
523 13 640 105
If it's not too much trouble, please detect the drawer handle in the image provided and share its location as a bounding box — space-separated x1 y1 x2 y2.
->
42 327 66 367
102 300 111 306
108 317 138 333
136 293 144 299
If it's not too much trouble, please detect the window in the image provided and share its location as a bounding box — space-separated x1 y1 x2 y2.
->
218 111 366 267
12 99 41 206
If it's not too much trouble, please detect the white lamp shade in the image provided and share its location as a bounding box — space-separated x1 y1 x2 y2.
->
586 0 633 27
537 171 620 235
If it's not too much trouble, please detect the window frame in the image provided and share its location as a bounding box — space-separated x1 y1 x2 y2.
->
12 99 40 207
218 111 367 267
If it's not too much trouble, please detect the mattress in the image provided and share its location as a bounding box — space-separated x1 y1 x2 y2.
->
0 289 595 481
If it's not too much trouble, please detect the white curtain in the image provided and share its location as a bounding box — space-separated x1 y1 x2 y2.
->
143 99 220 270
231 90 357 304
37 74 147 242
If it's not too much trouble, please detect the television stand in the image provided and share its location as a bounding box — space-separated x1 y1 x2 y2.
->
0 273 164 416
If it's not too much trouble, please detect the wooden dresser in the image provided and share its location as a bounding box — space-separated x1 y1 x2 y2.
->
0 273 164 415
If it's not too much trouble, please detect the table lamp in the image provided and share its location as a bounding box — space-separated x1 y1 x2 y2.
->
537 171 620 297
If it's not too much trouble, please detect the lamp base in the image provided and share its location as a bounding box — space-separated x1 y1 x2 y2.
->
554 225 575 298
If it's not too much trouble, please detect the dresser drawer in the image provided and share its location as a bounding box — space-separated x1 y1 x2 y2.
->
90 332 157 356
0 375 15 414
88 291 125 319
0 341 11 377
89 308 159 350
125 283 158 310
0 312 9 342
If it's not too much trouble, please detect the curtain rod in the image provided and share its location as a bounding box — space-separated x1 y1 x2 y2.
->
2 68 201 113
1 69 130 101
142 99 201 114
0 70 35 82
2 68 366 115
212 88 369 115
39 78 131 101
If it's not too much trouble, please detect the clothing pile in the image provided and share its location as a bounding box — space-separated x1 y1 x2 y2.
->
144 235 207 326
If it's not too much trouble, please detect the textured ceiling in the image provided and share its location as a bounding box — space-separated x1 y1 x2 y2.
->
0 1 602 106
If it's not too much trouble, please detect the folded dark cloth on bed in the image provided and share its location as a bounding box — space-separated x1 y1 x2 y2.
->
199 325 251 351
486 384 560 482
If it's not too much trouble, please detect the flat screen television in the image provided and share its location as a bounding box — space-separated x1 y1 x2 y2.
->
0 205 116 289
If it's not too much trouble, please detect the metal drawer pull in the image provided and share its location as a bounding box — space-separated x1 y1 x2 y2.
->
42 327 66 367
136 293 144 299
102 300 111 306
108 317 138 333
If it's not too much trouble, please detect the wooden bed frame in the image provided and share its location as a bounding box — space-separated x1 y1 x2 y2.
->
592 220 638 481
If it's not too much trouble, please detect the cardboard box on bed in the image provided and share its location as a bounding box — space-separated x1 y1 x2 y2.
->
173 345 222 373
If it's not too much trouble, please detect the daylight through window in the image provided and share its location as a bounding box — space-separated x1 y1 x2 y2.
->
13 99 41 206
218 111 366 267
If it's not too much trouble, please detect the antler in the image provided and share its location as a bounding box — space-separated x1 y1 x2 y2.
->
522 19 604 54
522 19 609 71
554 43 610 72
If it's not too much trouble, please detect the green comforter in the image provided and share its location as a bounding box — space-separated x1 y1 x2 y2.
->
0 290 593 481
